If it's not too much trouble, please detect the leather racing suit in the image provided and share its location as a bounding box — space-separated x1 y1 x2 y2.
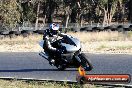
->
43 29 66 64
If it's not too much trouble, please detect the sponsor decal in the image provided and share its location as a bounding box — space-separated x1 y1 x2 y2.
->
76 66 131 84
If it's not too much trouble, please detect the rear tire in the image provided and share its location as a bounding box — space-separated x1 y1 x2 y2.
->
79 53 93 71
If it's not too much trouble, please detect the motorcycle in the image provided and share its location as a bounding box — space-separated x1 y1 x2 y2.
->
39 34 93 71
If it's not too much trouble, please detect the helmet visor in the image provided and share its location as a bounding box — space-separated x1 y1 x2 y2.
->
52 24 59 30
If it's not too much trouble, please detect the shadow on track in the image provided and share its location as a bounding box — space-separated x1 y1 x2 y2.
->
0 69 77 72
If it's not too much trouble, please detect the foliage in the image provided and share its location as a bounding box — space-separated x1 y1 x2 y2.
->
21 1 36 22
0 0 132 30
0 0 21 29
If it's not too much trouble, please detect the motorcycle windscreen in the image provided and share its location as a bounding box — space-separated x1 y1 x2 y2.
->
39 40 44 48
61 37 81 52
61 38 81 52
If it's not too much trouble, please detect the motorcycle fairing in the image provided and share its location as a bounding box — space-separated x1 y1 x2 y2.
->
61 37 81 52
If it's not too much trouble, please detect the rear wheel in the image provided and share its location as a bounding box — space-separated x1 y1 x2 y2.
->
79 53 93 71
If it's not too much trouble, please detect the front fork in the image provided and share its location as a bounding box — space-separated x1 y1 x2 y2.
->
75 55 81 63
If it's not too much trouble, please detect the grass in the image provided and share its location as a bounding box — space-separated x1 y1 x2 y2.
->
128 31 132 38
96 44 132 51
0 80 98 88
68 31 132 42
96 45 108 50
0 35 43 52
0 31 131 54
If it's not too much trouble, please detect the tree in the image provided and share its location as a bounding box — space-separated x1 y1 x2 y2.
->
20 0 36 23
1 0 131 30
96 0 125 26
128 0 132 22
0 0 21 30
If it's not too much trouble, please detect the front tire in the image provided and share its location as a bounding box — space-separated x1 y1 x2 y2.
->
79 53 93 71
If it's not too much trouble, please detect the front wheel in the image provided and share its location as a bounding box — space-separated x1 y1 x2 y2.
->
79 53 93 71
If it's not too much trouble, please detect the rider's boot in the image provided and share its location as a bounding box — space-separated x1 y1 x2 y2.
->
49 59 55 66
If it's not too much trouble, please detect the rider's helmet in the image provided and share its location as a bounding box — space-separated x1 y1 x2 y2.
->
49 23 59 35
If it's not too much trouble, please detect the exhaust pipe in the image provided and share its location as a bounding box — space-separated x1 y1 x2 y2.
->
39 52 49 60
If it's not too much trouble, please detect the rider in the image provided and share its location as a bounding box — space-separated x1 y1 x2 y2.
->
43 23 66 65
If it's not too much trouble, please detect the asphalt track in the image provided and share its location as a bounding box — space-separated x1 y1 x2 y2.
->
0 52 132 85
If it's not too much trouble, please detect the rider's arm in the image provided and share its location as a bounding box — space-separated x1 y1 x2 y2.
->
43 29 57 52
45 36 57 52
43 29 48 40
58 32 67 38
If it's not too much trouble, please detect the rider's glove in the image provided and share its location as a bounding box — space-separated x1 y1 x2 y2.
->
56 49 63 54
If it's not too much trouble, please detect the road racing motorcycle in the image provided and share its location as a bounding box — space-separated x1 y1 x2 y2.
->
39 34 93 71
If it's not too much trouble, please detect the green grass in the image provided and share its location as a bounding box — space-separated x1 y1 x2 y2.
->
128 31 132 38
0 80 99 88
116 46 132 50
96 45 108 50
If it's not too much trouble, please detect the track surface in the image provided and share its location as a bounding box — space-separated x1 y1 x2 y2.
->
0 52 132 85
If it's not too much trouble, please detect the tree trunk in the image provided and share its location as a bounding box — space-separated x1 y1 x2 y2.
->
65 15 69 28
47 14 53 23
108 13 113 26
71 9 77 23
77 1 81 8
109 14 112 25
35 2 40 30
128 0 132 23
63 6 70 28
80 14 83 27
43 15 46 25
102 10 107 27
46 0 57 23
